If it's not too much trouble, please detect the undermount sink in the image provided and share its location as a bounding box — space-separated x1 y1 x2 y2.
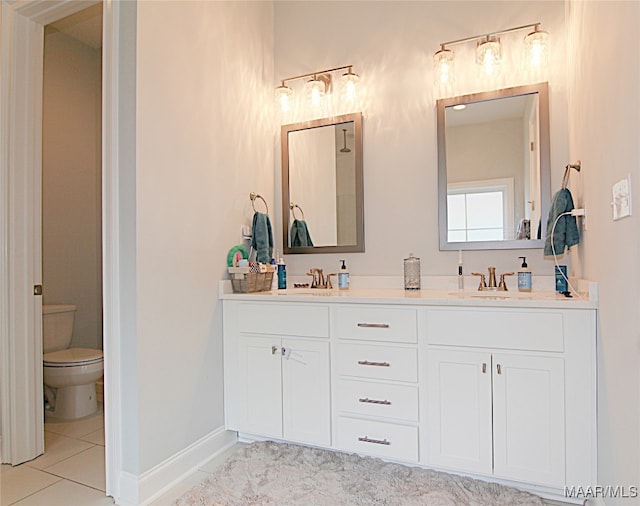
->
449 290 525 299
275 289 336 296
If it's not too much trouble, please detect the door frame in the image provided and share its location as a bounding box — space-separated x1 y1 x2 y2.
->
0 0 123 498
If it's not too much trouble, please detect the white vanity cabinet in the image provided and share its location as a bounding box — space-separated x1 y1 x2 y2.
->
221 288 597 503
332 305 420 462
423 307 595 491
223 301 331 446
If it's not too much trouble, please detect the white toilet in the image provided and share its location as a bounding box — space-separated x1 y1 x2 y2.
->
43 304 104 420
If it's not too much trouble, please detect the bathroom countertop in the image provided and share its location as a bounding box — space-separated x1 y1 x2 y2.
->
219 281 598 310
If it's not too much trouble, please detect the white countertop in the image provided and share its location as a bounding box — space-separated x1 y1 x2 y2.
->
219 279 598 309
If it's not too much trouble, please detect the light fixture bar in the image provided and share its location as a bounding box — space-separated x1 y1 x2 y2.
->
280 65 354 85
440 22 541 48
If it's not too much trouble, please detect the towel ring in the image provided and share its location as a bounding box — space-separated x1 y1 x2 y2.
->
250 192 269 214
561 160 581 189
289 202 305 220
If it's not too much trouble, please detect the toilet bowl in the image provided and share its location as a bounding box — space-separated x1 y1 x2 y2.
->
43 305 104 420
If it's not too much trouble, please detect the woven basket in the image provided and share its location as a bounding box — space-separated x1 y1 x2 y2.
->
229 266 274 293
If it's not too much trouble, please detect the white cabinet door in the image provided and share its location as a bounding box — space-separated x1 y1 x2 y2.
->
282 339 331 446
427 349 493 475
492 353 565 487
237 336 283 438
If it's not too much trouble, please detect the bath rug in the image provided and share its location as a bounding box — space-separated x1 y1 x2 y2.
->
175 440 544 505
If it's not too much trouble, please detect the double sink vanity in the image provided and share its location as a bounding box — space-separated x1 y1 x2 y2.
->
221 283 597 503
224 77 596 502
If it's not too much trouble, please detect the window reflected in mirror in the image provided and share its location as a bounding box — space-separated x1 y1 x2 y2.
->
437 83 550 251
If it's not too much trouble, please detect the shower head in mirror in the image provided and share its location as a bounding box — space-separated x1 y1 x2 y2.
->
340 128 351 153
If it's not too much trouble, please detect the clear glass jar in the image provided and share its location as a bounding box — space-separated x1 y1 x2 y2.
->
404 253 421 290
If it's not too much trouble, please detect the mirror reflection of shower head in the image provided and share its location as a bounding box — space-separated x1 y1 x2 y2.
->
340 128 351 153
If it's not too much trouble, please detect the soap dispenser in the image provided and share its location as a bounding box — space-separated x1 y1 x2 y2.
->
338 259 350 290
517 256 532 292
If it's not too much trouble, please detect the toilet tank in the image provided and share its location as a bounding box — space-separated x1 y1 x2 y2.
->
42 304 76 353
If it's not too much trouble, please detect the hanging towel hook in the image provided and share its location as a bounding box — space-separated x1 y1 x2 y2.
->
249 192 269 214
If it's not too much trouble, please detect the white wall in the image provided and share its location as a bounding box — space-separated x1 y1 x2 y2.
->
42 29 102 350
274 1 569 279
133 0 274 474
566 1 640 503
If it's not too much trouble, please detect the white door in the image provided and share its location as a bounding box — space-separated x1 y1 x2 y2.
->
237 336 283 438
282 339 330 446
492 353 565 486
426 349 493 474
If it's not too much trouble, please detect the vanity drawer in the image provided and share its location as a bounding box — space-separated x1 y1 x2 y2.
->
236 302 329 338
336 379 418 422
336 343 418 382
426 309 564 352
336 416 418 462
332 306 417 343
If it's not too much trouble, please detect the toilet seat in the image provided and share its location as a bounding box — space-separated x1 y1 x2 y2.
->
43 348 103 368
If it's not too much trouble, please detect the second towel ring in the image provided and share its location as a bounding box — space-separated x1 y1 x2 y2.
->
290 202 305 220
250 192 269 214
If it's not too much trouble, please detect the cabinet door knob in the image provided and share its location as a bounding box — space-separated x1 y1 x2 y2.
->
482 363 487 374
271 345 278 355
497 364 502 375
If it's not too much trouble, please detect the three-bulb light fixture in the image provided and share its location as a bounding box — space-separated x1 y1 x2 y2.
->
434 23 549 86
275 65 360 113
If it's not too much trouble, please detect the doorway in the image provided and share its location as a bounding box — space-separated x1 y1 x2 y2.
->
0 0 125 500
41 2 105 491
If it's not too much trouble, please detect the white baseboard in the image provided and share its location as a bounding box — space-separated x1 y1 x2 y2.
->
116 426 237 505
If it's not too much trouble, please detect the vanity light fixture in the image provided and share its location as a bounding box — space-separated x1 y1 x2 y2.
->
275 65 359 112
524 24 550 68
434 22 549 84
476 35 502 76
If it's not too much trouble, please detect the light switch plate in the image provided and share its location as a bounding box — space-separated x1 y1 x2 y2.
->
612 174 632 220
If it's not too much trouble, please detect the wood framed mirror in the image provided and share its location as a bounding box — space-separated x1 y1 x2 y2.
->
281 112 364 254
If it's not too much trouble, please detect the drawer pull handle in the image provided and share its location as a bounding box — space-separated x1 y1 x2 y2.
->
358 397 392 405
357 323 390 329
358 436 390 446
357 360 391 367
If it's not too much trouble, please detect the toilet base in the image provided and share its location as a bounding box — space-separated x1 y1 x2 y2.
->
46 383 98 420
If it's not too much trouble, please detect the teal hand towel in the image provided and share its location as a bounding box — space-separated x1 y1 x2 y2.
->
290 219 314 247
251 212 273 263
544 188 580 256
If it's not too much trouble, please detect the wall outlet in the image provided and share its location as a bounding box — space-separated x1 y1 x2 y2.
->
612 174 632 220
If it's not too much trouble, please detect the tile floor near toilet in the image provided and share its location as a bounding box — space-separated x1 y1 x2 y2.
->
0 402 241 506
1 405 110 505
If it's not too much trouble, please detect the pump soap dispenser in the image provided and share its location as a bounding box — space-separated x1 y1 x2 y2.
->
517 256 532 292
338 259 349 290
